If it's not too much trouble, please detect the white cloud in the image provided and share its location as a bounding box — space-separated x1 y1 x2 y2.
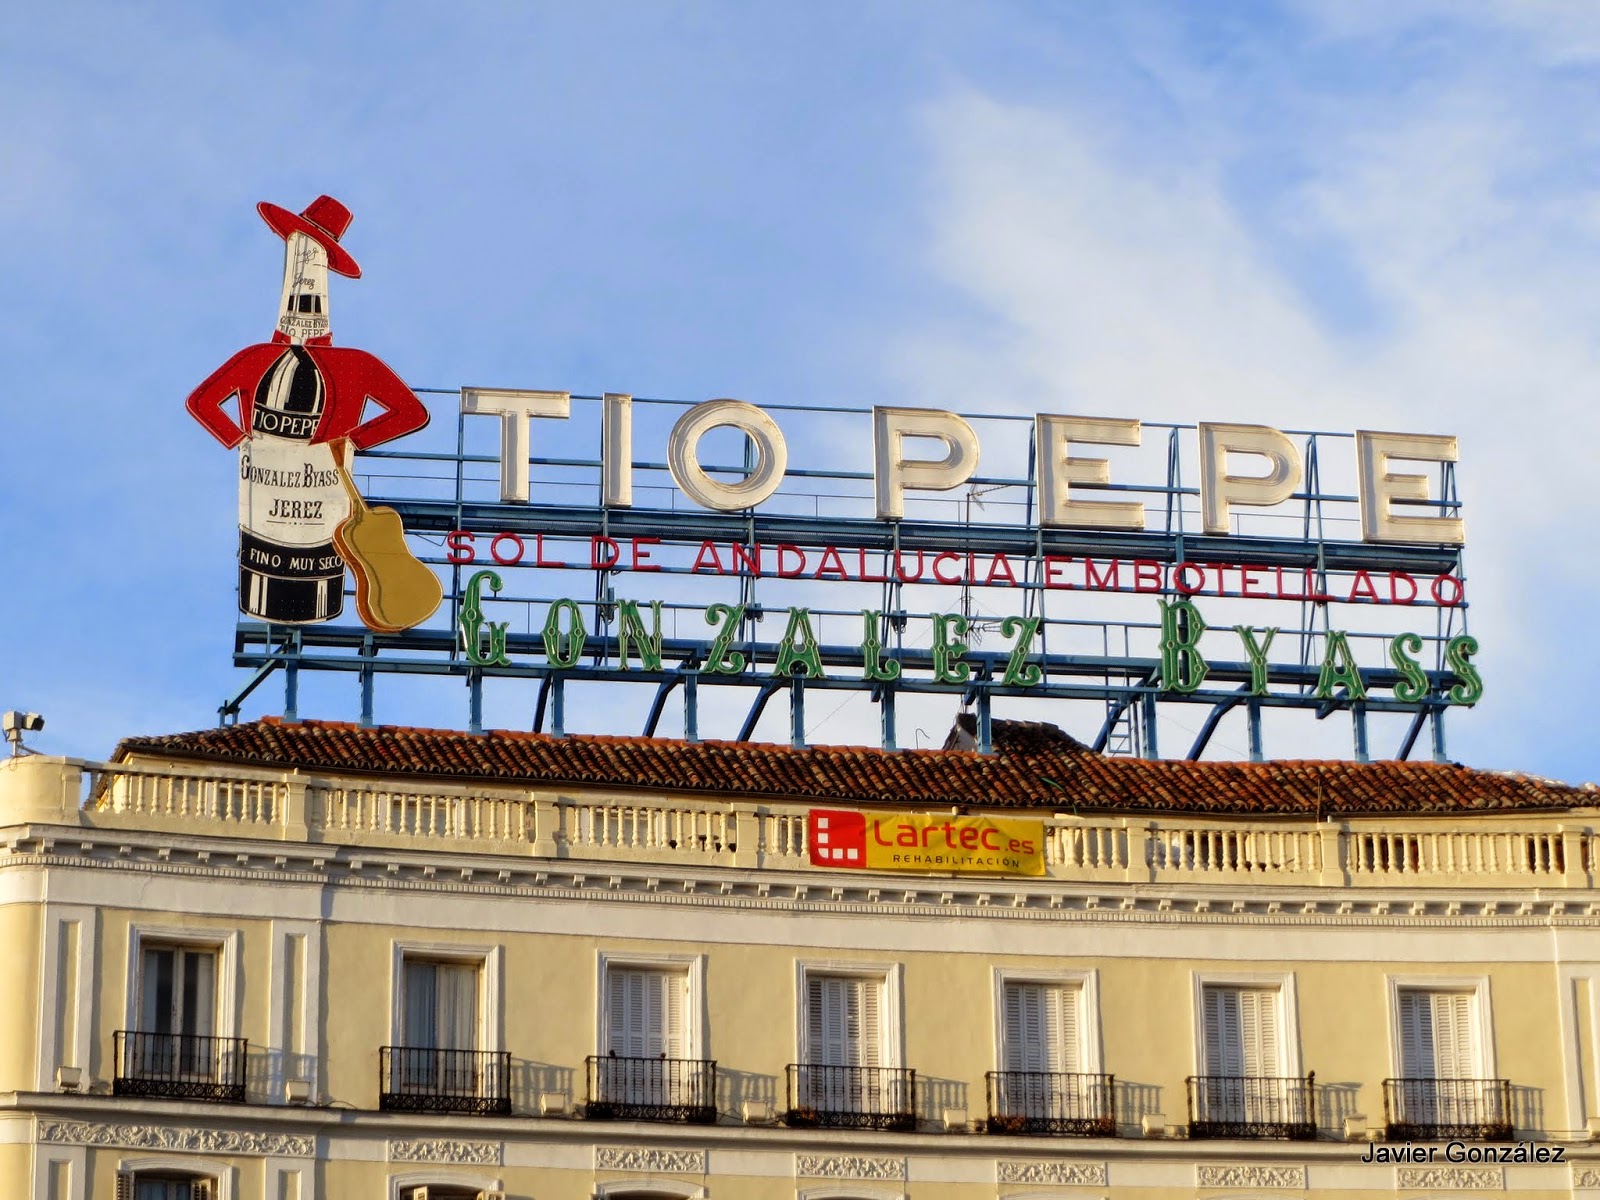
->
898 52 1600 773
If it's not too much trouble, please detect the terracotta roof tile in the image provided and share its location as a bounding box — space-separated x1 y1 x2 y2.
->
106 718 1598 818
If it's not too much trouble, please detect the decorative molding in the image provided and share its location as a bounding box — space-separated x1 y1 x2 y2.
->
797 1153 907 1181
1574 1167 1600 1189
3 838 1591 931
1197 1164 1306 1189
997 1160 1109 1185
387 1138 501 1165
595 1146 706 1174
37 1119 312 1157
1397 1166 1504 1190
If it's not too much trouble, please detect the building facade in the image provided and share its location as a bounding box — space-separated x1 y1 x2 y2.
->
3 716 1599 1200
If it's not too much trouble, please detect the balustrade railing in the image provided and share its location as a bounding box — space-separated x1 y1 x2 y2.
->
65 761 1587 890
785 1063 917 1131
985 1070 1116 1135
1383 1077 1513 1140
113 1030 247 1103
379 1045 511 1115
1186 1073 1316 1140
585 1054 717 1123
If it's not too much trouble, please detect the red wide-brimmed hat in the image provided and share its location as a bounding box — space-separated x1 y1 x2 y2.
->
257 195 362 278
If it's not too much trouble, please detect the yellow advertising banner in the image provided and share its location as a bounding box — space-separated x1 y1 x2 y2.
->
807 808 1046 876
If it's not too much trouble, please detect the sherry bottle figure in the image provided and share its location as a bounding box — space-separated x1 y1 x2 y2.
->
186 197 435 627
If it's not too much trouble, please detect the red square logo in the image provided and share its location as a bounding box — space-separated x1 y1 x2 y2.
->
808 809 867 868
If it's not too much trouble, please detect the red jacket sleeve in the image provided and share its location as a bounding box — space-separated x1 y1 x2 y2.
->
185 344 283 448
308 346 432 449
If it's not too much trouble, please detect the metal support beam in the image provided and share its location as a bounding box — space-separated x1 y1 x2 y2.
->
468 670 483 736
550 674 565 737
1141 692 1159 760
1186 693 1244 761
1092 693 1137 753
736 681 784 743
1352 702 1369 763
789 673 806 748
641 673 683 738
1395 708 1428 761
684 670 699 743
358 637 375 729
1431 706 1448 762
283 657 299 724
976 688 992 754
532 673 551 733
880 685 897 751
1247 699 1264 762
218 657 281 724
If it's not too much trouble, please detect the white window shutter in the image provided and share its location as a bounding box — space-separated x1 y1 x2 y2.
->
859 976 881 1067
1203 986 1244 1074
1056 984 1082 1073
1238 988 1280 1076
663 971 686 1059
809 975 876 1067
1399 989 1431 1076
190 1181 215 1200
116 1174 133 1200
1002 982 1029 1072
605 967 628 1055
806 975 827 1064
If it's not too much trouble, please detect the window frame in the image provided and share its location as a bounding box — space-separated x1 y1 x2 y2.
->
387 1173 502 1200
991 967 1102 1075
116 1156 233 1200
123 926 241 1043
793 959 904 1069
1386 974 1496 1079
1190 970 1302 1078
595 950 707 1061
388 941 503 1055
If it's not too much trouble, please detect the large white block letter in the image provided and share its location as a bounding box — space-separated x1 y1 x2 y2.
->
874 407 980 520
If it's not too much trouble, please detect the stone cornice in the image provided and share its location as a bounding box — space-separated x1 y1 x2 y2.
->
5 1096 1596 1165
2 829 1597 930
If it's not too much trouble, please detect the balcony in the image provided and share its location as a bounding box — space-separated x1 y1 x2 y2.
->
585 1054 718 1123
785 1064 917 1132
112 1030 247 1103
985 1070 1117 1136
64 757 1589 897
1186 1073 1316 1140
379 1046 511 1115
1383 1077 1513 1141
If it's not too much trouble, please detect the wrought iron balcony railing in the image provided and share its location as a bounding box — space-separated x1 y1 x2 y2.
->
985 1070 1117 1135
585 1054 718 1123
1186 1072 1316 1140
784 1063 917 1132
379 1045 511 1115
113 1030 247 1103
1383 1077 1513 1141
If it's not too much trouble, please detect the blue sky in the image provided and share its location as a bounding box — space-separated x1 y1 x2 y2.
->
3 2 1597 783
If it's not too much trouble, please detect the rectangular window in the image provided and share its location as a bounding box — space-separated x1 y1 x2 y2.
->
806 974 882 1068
1202 984 1281 1077
1398 989 1478 1079
141 946 216 1038
1001 980 1082 1073
395 958 483 1101
605 966 687 1060
403 959 479 1051
1390 987 1504 1136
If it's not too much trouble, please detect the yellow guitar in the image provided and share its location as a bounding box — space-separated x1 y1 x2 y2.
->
330 438 443 633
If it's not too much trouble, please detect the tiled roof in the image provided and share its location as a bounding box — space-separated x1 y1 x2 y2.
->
109 717 1597 817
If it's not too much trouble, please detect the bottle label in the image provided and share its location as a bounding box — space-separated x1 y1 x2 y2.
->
238 438 349 547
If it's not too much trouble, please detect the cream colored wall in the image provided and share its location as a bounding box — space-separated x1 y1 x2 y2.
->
0 904 40 1092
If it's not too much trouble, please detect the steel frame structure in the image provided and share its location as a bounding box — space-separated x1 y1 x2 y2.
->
226 393 1470 761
